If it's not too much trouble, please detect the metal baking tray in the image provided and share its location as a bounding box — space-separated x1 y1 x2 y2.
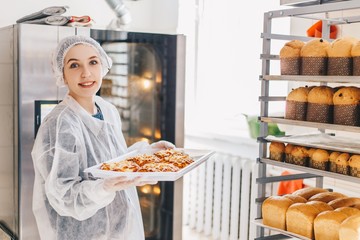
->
253 219 311 240
280 0 351 7
84 148 215 181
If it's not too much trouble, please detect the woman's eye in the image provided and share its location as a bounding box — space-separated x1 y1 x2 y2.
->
90 60 98 65
70 63 79 68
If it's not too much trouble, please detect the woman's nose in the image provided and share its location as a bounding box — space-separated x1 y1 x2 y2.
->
81 66 91 78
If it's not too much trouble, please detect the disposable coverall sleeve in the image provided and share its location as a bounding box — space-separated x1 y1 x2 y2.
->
43 118 115 221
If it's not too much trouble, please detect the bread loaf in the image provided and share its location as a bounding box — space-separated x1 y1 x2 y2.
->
335 207 360 217
306 200 333 212
309 191 347 203
314 210 349 240
339 213 360 240
286 203 321 239
283 194 307 203
262 196 294 230
328 197 360 209
292 187 329 200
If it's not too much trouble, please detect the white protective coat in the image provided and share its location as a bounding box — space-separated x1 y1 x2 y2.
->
32 94 145 240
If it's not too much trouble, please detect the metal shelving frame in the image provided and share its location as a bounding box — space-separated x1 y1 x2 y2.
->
256 1 360 239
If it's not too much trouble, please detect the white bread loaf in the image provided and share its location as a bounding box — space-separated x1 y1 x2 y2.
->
314 210 349 240
309 191 347 203
328 197 360 209
339 213 360 240
335 207 360 217
262 196 294 230
286 203 321 239
292 187 329 200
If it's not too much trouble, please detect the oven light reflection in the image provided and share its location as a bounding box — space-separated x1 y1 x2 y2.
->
139 184 161 195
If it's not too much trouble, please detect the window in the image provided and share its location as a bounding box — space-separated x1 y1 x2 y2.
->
179 1 289 139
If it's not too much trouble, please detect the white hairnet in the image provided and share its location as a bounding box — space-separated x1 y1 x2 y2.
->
52 35 113 87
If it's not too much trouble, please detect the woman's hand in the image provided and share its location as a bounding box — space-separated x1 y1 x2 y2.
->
103 176 157 192
150 140 175 150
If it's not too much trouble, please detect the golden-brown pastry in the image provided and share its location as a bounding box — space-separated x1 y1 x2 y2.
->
292 187 329 200
301 38 331 75
307 200 333 212
329 151 341 173
307 86 335 123
285 143 295 164
307 148 317 159
314 210 349 240
285 86 314 121
301 38 331 57
286 203 321 239
290 146 309 166
138 162 180 172
336 153 351 175
310 149 329 170
349 154 360 178
327 37 357 57
100 160 140 172
269 142 285 162
352 40 360 75
333 87 360 126
339 213 360 240
262 196 294 230
280 40 305 75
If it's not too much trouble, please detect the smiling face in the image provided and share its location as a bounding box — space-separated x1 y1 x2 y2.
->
63 44 103 103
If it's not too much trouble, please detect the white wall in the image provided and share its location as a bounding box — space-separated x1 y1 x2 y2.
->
0 0 179 34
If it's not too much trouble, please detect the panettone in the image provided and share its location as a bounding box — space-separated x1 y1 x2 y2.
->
307 86 334 123
280 40 305 75
351 40 360 75
327 37 356 75
336 153 350 175
349 154 360 177
285 143 295 163
269 142 285 162
290 146 309 166
333 87 360 126
329 151 341 172
310 149 329 170
307 148 317 159
301 38 330 75
285 86 314 121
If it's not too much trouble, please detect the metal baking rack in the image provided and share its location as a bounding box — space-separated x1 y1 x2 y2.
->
256 1 360 239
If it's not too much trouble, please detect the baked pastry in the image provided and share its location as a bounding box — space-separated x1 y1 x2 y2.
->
262 196 294 230
285 143 295 164
328 197 360 209
309 191 347 203
333 86 360 126
351 40 360 75
280 40 305 75
327 37 356 75
286 202 321 239
339 213 360 240
314 210 349 240
329 151 341 173
309 148 329 170
349 154 360 177
306 86 334 123
269 142 285 162
285 86 313 121
335 153 351 175
307 148 317 159
290 146 309 166
127 154 162 167
292 187 329 200
300 38 330 75
138 162 180 172
100 160 140 172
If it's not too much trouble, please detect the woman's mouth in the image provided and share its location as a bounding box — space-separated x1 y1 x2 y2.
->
79 81 96 88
